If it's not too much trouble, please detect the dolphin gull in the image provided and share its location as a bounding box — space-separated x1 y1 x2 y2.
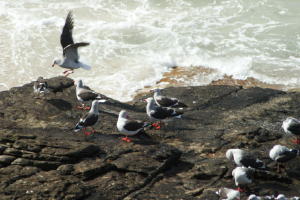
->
247 194 262 200
52 11 91 76
117 110 150 142
152 88 187 108
232 166 254 192
74 99 106 135
216 187 240 200
282 117 300 144
145 97 183 129
33 77 49 98
269 144 299 173
75 80 101 110
226 149 265 169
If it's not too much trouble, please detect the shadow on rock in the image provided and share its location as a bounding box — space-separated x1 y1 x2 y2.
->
47 99 72 111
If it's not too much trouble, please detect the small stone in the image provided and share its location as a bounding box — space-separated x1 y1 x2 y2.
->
57 164 74 175
0 155 16 165
11 158 32 166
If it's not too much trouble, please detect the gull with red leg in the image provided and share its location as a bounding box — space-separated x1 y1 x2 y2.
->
117 110 150 142
52 11 91 76
74 99 106 136
145 97 183 130
232 166 254 193
75 79 102 110
282 117 300 144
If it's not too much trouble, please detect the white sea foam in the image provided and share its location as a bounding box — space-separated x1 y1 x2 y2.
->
1 0 300 101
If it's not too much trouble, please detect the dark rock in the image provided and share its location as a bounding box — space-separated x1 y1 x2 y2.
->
0 77 300 199
0 155 16 165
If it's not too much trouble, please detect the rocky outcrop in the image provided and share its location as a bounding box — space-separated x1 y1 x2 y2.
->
0 77 300 199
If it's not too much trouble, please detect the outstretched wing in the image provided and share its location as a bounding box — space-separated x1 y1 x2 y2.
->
61 11 74 50
63 42 90 61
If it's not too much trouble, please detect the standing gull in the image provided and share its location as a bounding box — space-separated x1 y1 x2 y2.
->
216 187 240 200
74 99 106 135
145 97 183 129
52 11 91 76
117 110 150 142
76 80 101 110
226 149 265 169
232 166 254 192
152 88 187 108
282 117 300 144
269 144 299 173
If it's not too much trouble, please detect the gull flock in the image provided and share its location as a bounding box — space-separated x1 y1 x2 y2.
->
32 11 300 199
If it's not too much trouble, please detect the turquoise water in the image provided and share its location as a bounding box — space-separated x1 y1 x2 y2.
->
0 0 300 101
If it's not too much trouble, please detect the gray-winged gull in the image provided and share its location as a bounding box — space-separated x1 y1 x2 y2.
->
226 149 265 169
74 99 106 135
269 144 299 173
75 80 101 110
52 11 91 76
145 97 183 129
282 117 300 144
152 88 187 108
117 110 150 142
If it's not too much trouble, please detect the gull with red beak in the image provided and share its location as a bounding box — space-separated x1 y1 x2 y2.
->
74 99 106 136
75 80 101 110
52 11 91 76
145 97 183 130
117 110 150 142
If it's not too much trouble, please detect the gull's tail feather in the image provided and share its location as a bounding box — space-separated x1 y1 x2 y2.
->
80 63 91 70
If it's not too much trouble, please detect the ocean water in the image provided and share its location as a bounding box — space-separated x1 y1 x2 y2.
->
1 0 300 101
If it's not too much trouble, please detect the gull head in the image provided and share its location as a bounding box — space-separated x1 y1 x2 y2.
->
52 59 62 67
119 110 129 119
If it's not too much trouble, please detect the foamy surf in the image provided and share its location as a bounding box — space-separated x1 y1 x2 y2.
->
1 0 300 101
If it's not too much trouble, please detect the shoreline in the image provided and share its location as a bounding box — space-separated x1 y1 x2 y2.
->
132 66 287 101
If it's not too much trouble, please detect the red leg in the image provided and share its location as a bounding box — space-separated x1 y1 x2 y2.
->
291 137 300 144
121 136 132 143
84 105 91 110
83 127 92 136
237 187 245 192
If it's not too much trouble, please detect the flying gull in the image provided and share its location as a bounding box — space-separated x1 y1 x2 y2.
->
33 76 49 98
76 79 101 110
145 97 183 129
282 117 300 144
152 88 187 108
52 11 91 76
232 166 254 192
216 187 240 200
74 99 106 135
269 144 299 173
226 149 265 169
117 110 150 142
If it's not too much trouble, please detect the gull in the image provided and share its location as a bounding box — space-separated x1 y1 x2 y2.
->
269 144 299 173
33 77 49 98
282 117 300 144
226 149 265 169
75 80 101 110
145 97 183 129
52 11 91 76
117 110 150 142
216 187 240 200
232 166 254 192
74 99 106 135
152 88 187 108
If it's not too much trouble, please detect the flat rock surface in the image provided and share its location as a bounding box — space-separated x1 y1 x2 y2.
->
0 76 300 199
